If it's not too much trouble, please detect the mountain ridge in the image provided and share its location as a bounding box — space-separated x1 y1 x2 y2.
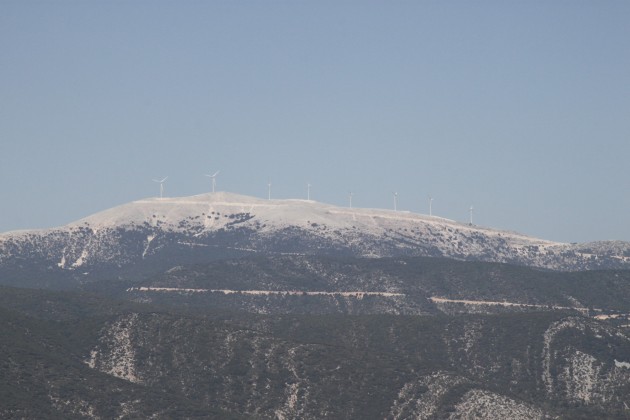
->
1 192 629 289
0 192 557 241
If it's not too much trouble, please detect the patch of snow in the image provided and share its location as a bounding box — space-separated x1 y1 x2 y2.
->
542 318 586 394
60 192 562 249
71 249 89 268
615 359 630 369
86 313 141 383
57 253 66 269
4 191 630 272
389 372 469 419
562 350 599 402
450 389 544 419
142 234 155 259
85 349 98 369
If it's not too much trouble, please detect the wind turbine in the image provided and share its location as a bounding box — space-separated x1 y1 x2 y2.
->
267 180 271 200
469 206 474 225
307 183 311 201
204 171 220 193
429 196 433 217
393 192 398 211
349 192 353 208
152 177 168 199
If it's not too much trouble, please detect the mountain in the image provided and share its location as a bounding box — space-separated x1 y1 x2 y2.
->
3 193 630 418
1 286 629 419
119 255 630 319
0 287 245 419
1 192 629 291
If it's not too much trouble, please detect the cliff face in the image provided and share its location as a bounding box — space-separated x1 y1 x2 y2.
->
83 310 630 419
0 298 243 420
2 270 630 419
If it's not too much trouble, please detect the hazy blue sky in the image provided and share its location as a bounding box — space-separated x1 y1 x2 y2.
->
1 1 629 243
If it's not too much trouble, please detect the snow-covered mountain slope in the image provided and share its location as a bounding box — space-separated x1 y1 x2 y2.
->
0 192 629 287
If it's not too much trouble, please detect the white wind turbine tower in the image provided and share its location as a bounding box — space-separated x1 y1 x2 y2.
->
152 177 168 199
429 196 433 216
393 192 398 211
204 171 220 193
469 205 474 225
307 183 311 201
267 180 272 200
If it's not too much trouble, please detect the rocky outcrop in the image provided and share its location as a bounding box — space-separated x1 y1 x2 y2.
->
83 311 630 419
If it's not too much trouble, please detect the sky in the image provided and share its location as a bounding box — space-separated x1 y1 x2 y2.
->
1 1 629 243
